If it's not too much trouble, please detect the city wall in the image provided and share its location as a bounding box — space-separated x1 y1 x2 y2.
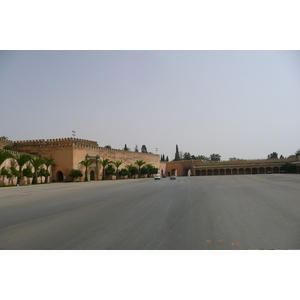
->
12 138 161 182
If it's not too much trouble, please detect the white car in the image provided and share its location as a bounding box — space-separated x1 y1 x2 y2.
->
154 174 161 180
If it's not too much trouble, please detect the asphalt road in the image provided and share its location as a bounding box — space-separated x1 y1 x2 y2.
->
1 174 300 250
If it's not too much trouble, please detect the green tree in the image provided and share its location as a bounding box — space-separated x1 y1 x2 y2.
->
80 159 94 181
141 145 148 153
112 160 123 179
43 158 54 183
123 144 130 151
135 144 139 152
125 164 135 179
267 152 278 159
105 164 116 176
30 157 45 184
197 155 209 162
0 150 14 167
38 168 50 183
281 163 297 173
15 154 32 185
119 168 128 178
0 136 8 140
209 154 221 162
183 152 191 160
135 160 146 178
22 166 33 179
3 145 13 150
0 166 9 186
174 145 180 161
104 145 112 149
99 158 111 180
295 149 300 156
10 167 20 185
69 169 83 181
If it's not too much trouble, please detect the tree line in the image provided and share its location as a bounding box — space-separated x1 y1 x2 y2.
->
0 151 54 186
69 159 159 181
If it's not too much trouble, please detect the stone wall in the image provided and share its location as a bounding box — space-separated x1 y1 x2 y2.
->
12 138 161 182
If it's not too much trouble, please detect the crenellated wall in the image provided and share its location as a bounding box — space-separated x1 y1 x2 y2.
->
12 138 161 182
0 138 13 149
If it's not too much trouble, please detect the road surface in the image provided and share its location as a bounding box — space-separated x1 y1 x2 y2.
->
1 174 300 249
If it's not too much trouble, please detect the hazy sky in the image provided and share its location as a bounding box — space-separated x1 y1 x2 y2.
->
1 50 299 160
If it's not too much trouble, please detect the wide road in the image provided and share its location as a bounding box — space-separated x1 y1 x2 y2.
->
1 174 300 250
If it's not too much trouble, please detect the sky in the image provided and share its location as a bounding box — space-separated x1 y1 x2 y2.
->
1 50 299 161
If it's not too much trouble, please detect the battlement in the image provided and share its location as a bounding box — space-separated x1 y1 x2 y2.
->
13 138 99 149
0 137 13 149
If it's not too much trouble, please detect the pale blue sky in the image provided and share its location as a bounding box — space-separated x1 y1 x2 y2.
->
1 50 299 160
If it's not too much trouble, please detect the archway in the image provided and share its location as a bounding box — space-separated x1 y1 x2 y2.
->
201 170 206 176
171 169 177 176
252 168 258 174
213 169 219 175
56 171 64 182
273 167 279 173
196 170 201 176
245 168 251 174
207 169 213 176
220 169 225 175
226 169 231 175
266 167 272 174
232 168 238 175
239 168 244 175
259 167 265 174
90 170 95 180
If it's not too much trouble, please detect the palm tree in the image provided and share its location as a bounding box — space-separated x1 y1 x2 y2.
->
30 157 45 184
99 158 111 180
0 150 14 167
79 159 94 181
135 160 146 178
125 164 134 179
15 154 32 185
43 158 54 183
112 160 123 179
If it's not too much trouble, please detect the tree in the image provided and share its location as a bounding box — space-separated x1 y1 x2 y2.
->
99 158 111 180
183 152 191 160
80 159 94 181
43 158 54 183
141 145 148 153
0 151 14 167
267 152 278 159
104 145 111 149
69 169 83 181
135 160 146 178
22 166 33 181
105 164 116 176
10 167 20 185
0 166 9 186
119 168 128 178
295 149 300 156
30 157 45 184
281 163 297 173
3 145 13 150
0 136 8 140
135 144 139 152
112 160 123 179
280 155 284 159
123 144 130 151
209 154 221 162
166 156 169 162
15 154 32 185
174 145 180 161
38 168 50 183
197 155 209 162
125 164 135 179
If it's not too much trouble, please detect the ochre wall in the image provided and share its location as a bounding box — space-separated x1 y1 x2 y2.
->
12 138 161 182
